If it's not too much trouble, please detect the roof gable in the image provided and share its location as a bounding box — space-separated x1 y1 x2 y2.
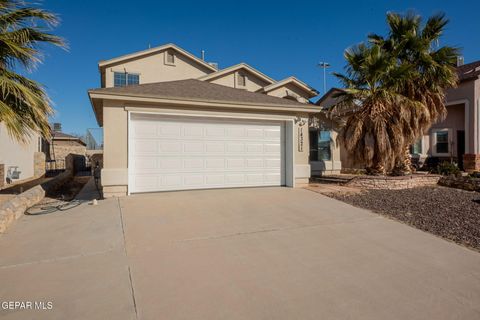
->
98 43 218 72
262 77 318 98
198 63 275 84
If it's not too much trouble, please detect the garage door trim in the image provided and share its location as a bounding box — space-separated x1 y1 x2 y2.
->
127 110 295 194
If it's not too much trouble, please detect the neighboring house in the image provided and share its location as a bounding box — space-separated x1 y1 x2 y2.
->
88 43 321 197
0 123 44 187
314 59 480 174
45 130 87 170
414 60 480 171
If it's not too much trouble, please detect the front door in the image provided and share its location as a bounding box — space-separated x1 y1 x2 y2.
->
457 130 465 170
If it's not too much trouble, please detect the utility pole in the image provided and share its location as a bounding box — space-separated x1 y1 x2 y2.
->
318 62 331 95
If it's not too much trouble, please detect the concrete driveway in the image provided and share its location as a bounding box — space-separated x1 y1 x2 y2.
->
1 186 480 319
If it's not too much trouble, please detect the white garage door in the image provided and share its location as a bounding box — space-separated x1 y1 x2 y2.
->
129 114 285 193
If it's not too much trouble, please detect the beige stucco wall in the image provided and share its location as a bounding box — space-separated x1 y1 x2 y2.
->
266 83 310 104
445 79 478 153
207 70 271 92
102 101 128 196
0 123 39 183
101 101 312 196
427 104 465 157
102 49 213 88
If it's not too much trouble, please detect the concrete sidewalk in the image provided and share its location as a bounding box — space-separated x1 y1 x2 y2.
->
0 186 479 319
0 182 136 319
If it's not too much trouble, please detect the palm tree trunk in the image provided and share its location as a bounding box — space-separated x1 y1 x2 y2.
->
403 146 413 174
392 146 413 175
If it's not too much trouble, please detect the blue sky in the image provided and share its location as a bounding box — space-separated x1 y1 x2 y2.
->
28 0 480 135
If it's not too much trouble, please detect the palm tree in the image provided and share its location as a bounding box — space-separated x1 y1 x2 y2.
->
332 11 458 175
369 12 459 173
0 0 65 142
332 43 422 174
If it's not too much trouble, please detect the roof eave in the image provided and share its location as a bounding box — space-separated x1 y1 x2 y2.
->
88 91 322 114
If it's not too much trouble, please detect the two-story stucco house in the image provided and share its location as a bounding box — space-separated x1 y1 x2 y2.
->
88 43 320 197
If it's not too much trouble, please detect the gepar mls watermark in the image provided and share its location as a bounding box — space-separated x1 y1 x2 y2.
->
1 301 53 311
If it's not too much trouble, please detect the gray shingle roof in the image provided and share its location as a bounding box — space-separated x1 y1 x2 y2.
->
89 79 310 107
457 60 480 82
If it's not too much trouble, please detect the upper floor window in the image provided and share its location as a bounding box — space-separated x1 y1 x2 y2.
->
114 72 139 87
237 73 246 87
165 51 175 65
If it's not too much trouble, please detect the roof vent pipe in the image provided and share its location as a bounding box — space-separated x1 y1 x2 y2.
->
201 50 205 61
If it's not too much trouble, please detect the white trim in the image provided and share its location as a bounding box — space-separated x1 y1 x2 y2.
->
124 106 299 121
431 128 452 156
285 120 295 187
446 99 469 153
126 109 296 192
127 111 131 195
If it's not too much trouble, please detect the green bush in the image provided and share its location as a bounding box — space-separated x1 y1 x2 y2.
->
434 161 461 176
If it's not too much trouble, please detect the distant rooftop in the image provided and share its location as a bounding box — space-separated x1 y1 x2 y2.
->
457 60 480 82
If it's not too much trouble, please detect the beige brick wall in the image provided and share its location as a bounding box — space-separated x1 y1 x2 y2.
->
49 140 86 169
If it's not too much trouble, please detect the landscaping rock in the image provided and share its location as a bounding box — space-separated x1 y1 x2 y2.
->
330 186 480 251
438 176 480 192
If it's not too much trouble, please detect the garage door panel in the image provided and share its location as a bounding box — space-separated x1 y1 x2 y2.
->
184 175 204 186
135 140 157 153
184 142 204 153
159 141 182 153
158 124 182 136
130 115 284 193
226 143 245 153
205 143 225 153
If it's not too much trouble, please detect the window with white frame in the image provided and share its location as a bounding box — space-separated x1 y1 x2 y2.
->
165 51 175 65
309 129 332 161
237 73 246 87
433 129 450 155
409 138 423 154
114 72 139 87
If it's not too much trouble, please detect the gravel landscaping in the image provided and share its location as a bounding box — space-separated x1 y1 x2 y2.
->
330 186 480 251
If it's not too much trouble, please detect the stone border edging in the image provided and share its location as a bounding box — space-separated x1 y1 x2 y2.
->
0 170 73 233
438 176 480 192
345 174 441 190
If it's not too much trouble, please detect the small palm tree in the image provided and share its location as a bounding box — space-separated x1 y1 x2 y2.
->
0 0 65 142
332 11 458 175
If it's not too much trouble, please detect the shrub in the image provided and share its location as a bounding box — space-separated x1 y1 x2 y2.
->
434 161 461 176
